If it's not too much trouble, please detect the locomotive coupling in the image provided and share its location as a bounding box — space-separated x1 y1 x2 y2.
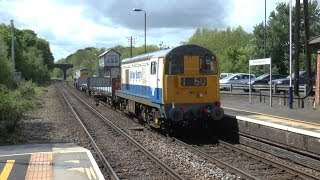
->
169 107 183 122
208 106 224 120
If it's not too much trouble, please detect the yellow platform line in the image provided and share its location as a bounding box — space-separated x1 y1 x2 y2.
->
0 160 15 180
223 106 320 127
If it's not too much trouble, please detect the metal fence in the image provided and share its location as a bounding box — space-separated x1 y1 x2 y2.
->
220 83 315 97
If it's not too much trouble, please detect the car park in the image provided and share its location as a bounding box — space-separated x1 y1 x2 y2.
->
271 71 315 85
220 73 255 90
243 74 287 92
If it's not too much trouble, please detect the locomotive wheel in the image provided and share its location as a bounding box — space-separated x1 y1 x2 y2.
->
141 109 148 122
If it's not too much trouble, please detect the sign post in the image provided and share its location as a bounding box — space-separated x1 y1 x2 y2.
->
249 58 272 107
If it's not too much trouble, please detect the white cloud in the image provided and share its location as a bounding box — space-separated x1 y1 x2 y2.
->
1 0 307 61
227 0 288 32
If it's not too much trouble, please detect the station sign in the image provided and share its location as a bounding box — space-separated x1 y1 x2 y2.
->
249 58 271 66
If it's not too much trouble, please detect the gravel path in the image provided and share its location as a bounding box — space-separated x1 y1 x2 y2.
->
18 83 90 147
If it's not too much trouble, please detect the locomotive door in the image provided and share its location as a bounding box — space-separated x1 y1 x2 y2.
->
150 58 162 102
156 58 161 100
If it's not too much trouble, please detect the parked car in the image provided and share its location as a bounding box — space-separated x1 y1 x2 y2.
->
270 71 315 85
243 74 287 92
220 73 255 90
220 73 233 79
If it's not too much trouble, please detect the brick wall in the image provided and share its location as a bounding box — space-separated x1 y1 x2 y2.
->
316 50 320 106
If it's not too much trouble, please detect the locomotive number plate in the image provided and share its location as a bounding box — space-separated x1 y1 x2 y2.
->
181 77 207 86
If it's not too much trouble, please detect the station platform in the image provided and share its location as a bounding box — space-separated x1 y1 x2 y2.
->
0 143 104 180
221 94 320 156
221 94 320 135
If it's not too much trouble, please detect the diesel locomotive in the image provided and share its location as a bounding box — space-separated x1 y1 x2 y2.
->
74 45 224 129
114 44 224 128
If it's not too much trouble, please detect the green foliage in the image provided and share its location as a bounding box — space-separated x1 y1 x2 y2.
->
189 26 253 73
252 1 320 74
0 81 42 143
0 23 54 85
0 40 14 87
56 47 100 79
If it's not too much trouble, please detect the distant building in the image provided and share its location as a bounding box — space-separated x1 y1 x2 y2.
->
98 49 121 78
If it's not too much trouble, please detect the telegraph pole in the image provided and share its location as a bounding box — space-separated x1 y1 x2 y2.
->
126 36 135 57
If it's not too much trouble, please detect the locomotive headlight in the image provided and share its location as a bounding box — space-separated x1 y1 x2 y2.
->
199 92 204 97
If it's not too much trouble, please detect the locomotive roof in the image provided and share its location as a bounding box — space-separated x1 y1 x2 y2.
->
121 44 214 64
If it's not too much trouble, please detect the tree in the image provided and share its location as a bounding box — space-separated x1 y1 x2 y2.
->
188 26 253 73
0 40 13 87
252 1 320 77
294 0 301 95
0 23 54 85
303 0 312 93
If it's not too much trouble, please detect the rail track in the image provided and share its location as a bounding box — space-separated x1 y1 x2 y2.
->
173 137 319 180
58 85 184 179
63 82 320 179
58 86 119 179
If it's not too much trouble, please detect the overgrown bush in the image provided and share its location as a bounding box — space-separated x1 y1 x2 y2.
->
0 81 42 142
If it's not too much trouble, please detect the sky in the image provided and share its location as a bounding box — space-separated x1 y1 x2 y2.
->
0 0 304 61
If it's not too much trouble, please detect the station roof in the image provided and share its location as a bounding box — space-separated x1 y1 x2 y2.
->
309 36 320 46
98 49 121 58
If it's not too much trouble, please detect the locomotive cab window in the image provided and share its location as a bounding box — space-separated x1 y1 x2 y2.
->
165 56 184 75
199 55 217 75
151 61 157 74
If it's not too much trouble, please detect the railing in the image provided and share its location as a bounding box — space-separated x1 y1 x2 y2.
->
220 83 315 97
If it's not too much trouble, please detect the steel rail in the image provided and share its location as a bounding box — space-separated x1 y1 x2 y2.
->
63 85 185 180
172 137 257 180
218 140 319 180
58 86 120 180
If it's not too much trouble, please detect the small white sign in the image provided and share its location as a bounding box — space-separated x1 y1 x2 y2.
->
249 58 271 66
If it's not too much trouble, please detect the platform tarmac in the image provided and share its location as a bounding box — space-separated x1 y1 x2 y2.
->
221 93 320 124
220 93 320 163
0 143 104 180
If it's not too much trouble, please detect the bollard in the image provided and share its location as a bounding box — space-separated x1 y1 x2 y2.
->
283 92 286 105
288 87 293 109
259 92 262 102
95 98 99 106
301 99 304 108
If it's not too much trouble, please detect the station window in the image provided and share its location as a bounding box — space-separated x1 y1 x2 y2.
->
105 56 109 63
151 61 157 74
165 55 184 75
114 56 118 63
199 55 217 75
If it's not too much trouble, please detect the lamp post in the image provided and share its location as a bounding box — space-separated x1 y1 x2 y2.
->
133 8 146 53
289 0 293 108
